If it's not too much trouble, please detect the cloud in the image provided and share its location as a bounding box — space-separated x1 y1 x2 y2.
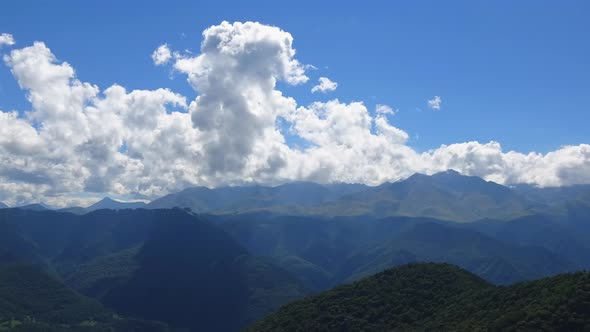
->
311 77 338 93
152 44 172 65
2 42 188 206
428 95 442 110
173 21 307 177
0 33 15 48
376 104 396 115
420 142 590 187
0 21 589 206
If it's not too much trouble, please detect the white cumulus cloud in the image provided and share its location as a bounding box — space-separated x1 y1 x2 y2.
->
0 21 589 206
0 33 15 48
311 77 338 93
151 44 172 65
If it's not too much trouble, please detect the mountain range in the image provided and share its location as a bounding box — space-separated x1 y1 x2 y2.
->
146 181 367 214
2 170 590 331
11 170 590 223
214 213 586 289
141 170 586 221
59 197 147 215
138 170 589 221
0 208 308 331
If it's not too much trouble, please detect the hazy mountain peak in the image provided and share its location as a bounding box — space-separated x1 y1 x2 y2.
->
0 202 8 209
86 196 147 212
433 169 463 177
404 172 430 182
403 170 478 186
16 203 51 211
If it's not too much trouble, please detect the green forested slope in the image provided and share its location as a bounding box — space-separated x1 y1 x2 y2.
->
247 263 590 332
0 264 170 331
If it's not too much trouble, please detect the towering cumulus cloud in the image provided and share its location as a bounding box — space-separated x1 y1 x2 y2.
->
173 21 307 179
0 21 589 206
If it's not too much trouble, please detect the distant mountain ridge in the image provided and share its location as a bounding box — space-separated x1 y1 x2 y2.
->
10 170 590 221
145 170 590 221
15 203 51 211
313 170 535 221
147 181 368 213
86 197 147 212
56 197 147 215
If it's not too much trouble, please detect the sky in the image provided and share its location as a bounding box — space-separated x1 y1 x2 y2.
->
0 0 589 206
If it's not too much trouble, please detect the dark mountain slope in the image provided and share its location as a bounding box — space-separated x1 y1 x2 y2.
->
342 222 576 284
76 210 309 331
58 206 87 215
15 203 50 211
217 214 577 289
247 263 590 332
0 264 169 331
514 183 590 206
469 214 590 269
0 208 309 331
101 210 249 331
0 214 54 273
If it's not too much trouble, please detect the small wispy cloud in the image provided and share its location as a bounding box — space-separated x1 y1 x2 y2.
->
427 95 442 110
152 44 172 65
311 77 338 93
0 33 15 48
376 104 396 115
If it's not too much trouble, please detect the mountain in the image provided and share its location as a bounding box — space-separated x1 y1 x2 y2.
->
58 206 88 215
339 221 576 284
216 214 579 289
142 171 590 222
0 264 170 331
513 183 590 205
314 170 534 221
147 170 539 221
0 213 54 272
85 197 147 212
15 203 50 211
247 263 590 332
3 179 590 330
0 202 8 209
0 208 309 331
468 214 590 269
55 197 148 215
93 210 308 331
147 182 367 213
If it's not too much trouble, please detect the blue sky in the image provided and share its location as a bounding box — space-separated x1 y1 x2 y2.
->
2 0 588 153
1 1 590 206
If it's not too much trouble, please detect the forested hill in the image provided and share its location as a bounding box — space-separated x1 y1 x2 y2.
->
0 264 170 331
247 263 590 332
